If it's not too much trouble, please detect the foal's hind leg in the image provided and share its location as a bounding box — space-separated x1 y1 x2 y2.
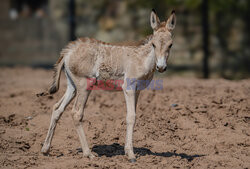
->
71 79 94 158
41 77 76 154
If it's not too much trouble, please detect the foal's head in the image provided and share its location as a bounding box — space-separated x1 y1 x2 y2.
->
150 9 176 73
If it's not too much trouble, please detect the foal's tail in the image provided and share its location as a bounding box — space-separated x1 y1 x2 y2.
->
37 54 64 97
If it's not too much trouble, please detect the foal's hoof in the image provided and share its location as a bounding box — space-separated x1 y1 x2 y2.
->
88 153 96 159
42 152 49 156
41 150 50 156
41 148 49 156
84 153 95 159
129 158 136 163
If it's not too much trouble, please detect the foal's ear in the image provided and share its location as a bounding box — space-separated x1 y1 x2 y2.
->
166 10 176 32
150 9 160 31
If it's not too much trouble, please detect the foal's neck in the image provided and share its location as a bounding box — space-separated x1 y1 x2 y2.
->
135 37 156 75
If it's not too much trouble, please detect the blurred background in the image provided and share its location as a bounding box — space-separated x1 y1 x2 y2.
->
0 0 249 79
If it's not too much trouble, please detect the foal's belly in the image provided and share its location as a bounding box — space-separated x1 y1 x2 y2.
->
97 61 125 80
86 78 124 92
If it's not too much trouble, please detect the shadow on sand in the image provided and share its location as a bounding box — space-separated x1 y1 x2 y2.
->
91 143 205 161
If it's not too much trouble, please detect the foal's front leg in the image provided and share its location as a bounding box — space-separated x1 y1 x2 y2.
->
123 88 137 162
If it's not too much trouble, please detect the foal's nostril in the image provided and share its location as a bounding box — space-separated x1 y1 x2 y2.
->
163 67 167 71
156 66 159 70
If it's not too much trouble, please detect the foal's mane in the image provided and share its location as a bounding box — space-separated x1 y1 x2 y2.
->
78 34 153 47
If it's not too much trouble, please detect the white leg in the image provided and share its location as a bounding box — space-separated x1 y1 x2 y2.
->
71 82 94 159
41 79 75 154
123 87 137 162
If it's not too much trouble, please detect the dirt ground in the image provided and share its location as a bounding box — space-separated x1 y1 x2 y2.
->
0 67 249 169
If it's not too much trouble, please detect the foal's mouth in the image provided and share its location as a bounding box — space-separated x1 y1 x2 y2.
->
156 66 167 73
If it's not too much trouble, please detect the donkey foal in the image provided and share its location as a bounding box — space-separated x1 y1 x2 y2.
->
40 10 176 162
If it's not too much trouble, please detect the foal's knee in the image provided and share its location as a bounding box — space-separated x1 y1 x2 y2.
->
52 107 64 122
126 114 136 125
71 111 83 126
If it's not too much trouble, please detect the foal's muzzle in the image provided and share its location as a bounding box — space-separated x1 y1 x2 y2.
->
156 65 167 73
156 57 167 73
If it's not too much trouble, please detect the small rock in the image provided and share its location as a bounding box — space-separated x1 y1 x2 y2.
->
10 93 16 98
171 104 178 107
24 143 30 149
57 153 64 158
76 148 82 153
25 116 33 120
48 96 54 99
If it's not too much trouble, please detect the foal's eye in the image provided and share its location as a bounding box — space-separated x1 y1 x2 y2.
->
152 43 156 48
169 44 173 49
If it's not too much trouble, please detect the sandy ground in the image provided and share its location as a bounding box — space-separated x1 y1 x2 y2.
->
0 67 249 169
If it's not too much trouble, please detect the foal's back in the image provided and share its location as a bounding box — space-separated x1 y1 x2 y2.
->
64 38 135 80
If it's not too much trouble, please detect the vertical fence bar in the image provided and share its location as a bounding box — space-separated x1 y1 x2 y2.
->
202 0 209 78
69 0 76 41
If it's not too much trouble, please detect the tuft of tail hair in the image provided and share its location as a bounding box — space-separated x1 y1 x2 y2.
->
36 54 64 97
